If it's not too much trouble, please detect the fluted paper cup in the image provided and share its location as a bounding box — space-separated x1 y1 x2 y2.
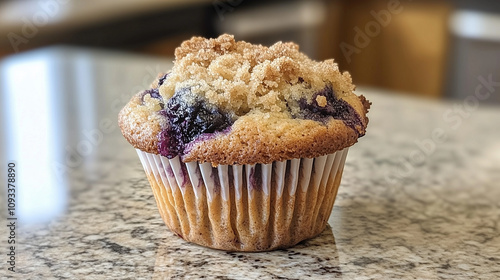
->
136 148 349 252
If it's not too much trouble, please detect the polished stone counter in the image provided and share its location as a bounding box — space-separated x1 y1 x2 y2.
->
3 90 500 279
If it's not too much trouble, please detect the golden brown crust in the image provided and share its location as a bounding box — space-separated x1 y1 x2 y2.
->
118 92 162 154
182 94 370 165
183 113 361 165
118 34 371 165
359 94 371 130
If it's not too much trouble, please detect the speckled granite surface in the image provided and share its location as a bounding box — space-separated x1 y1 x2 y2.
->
3 90 500 279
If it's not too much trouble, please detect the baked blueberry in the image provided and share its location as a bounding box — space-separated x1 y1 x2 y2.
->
158 88 233 158
158 73 169 86
296 85 363 135
141 88 163 103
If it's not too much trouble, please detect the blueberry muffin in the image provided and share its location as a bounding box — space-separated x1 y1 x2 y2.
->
119 34 370 251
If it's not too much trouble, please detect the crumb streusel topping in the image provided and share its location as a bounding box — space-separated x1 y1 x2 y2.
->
119 34 370 165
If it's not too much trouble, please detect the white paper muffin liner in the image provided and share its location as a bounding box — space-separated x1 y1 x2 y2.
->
136 148 349 251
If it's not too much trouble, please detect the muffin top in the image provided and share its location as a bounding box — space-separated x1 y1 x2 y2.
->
119 34 370 165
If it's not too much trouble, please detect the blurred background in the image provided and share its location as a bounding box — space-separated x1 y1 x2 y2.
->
1 0 499 223
1 0 500 100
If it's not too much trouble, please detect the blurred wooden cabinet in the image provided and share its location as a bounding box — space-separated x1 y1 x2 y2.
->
325 0 452 98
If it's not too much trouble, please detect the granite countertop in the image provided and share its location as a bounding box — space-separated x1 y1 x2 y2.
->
3 84 500 279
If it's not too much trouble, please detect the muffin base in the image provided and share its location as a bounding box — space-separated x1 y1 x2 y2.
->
137 149 348 252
